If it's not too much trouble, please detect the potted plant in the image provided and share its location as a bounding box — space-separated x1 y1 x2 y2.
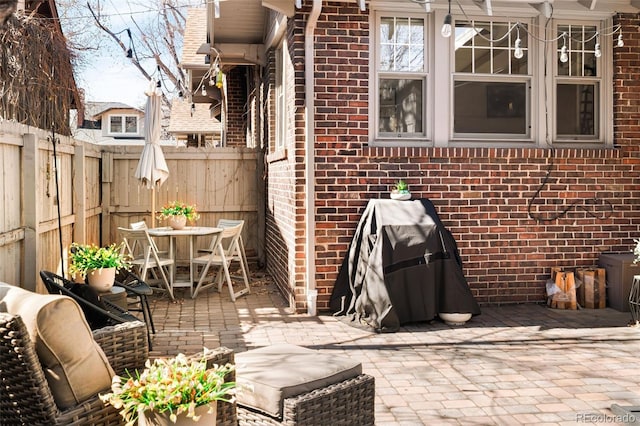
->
157 201 200 230
68 242 131 292
390 179 411 201
100 352 236 425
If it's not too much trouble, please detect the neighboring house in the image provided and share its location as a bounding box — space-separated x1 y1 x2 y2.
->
168 98 223 147
188 0 640 314
72 102 148 146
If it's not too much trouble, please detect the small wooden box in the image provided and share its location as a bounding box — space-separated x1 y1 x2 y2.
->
576 268 606 309
548 268 577 310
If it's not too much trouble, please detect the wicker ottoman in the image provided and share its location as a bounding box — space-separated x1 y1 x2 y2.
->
235 344 375 426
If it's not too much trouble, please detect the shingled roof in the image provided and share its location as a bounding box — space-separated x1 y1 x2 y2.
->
181 8 208 69
168 100 221 134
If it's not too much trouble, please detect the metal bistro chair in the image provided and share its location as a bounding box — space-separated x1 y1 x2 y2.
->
192 222 250 301
119 226 176 300
115 269 156 344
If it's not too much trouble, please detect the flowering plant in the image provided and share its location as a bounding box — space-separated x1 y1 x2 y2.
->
68 242 131 279
100 351 235 425
157 201 200 222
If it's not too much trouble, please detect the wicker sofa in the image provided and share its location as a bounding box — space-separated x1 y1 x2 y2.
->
0 283 237 425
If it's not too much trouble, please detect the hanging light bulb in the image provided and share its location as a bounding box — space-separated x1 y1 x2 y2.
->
441 14 452 38
190 103 195 117
441 0 452 38
559 33 568 63
126 48 132 58
617 33 624 47
513 26 523 59
514 38 523 59
201 83 207 96
560 45 568 63
594 43 601 58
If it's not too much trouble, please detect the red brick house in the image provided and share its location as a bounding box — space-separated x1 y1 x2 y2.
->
187 0 640 313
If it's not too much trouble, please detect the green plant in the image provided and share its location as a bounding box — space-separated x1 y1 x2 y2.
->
634 239 640 265
100 352 236 425
68 242 131 279
394 180 409 194
157 201 200 222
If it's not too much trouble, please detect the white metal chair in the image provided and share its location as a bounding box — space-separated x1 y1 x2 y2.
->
192 222 250 301
118 227 176 300
216 219 250 277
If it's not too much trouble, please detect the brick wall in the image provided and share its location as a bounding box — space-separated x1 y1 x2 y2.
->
263 5 640 313
226 68 246 147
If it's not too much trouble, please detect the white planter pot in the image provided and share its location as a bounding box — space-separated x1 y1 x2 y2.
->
86 267 116 293
168 215 187 230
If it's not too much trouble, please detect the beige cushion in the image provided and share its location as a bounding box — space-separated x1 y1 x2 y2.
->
0 282 114 409
235 344 362 417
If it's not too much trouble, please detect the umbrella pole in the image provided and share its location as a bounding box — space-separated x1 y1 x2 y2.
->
151 188 156 228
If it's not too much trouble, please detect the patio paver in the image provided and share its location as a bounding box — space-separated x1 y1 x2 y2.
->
147 272 640 425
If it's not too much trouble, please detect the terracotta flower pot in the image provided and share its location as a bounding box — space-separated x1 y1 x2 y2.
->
168 215 187 230
138 403 216 426
86 267 116 293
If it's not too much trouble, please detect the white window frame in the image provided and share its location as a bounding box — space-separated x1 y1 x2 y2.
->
107 114 139 136
369 10 431 146
275 40 288 152
551 20 608 146
368 5 614 148
451 18 533 142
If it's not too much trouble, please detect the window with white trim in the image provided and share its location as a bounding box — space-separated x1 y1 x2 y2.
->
453 20 530 139
275 40 288 152
375 14 429 140
108 115 138 135
555 23 600 140
369 6 613 147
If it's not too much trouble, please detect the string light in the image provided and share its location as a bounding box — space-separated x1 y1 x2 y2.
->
441 0 452 38
448 0 624 61
514 25 523 59
559 33 568 63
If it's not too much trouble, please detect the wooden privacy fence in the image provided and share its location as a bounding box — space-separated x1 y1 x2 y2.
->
0 121 262 292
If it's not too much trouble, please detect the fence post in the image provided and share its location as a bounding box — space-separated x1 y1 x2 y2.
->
73 144 86 244
22 134 38 291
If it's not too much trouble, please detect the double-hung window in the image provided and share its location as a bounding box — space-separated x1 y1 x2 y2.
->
275 39 290 152
375 14 429 141
554 23 601 141
453 20 530 139
109 115 138 136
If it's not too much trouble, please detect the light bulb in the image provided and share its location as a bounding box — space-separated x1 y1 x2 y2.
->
190 103 195 116
594 42 601 58
514 38 523 59
617 34 624 47
441 14 452 38
201 84 206 96
560 45 568 63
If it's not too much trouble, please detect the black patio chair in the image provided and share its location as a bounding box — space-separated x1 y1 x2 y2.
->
39 270 144 336
115 269 156 340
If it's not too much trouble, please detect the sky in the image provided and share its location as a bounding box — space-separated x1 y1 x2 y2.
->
61 0 194 109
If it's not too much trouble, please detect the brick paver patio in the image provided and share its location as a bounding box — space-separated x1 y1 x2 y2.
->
147 272 640 425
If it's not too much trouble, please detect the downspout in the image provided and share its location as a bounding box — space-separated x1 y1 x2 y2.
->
304 0 321 314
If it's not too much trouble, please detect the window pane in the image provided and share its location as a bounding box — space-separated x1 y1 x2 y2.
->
455 20 527 75
125 116 137 133
556 83 597 136
454 81 527 134
379 79 423 134
110 117 122 133
379 17 424 72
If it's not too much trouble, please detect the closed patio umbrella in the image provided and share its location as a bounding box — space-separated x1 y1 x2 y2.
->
135 80 169 227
